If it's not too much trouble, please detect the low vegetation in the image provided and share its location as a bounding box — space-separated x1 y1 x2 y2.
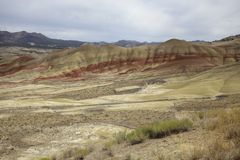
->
188 108 240 160
34 109 240 160
38 147 92 160
38 157 55 160
115 119 193 145
38 158 55 160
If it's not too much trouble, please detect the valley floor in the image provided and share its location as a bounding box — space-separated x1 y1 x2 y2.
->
0 64 240 160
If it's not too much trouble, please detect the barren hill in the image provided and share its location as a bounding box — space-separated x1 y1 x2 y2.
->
0 37 240 82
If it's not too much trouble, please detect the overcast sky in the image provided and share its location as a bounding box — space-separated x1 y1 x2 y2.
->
0 0 240 42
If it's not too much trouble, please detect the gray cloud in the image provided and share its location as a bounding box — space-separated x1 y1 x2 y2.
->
0 0 240 42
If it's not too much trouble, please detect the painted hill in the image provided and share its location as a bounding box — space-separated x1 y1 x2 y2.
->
40 39 239 77
153 62 240 99
0 37 239 83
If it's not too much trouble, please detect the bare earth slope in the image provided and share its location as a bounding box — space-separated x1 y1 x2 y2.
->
0 38 239 83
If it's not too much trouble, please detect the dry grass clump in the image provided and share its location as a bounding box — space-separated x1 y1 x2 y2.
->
125 129 148 145
38 147 92 160
140 119 193 139
189 108 240 160
114 130 129 144
102 130 129 152
60 147 92 160
188 139 238 160
38 158 55 160
114 119 193 145
205 109 240 139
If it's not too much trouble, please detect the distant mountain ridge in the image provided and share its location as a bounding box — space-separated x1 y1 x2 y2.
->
0 31 85 48
217 34 240 42
0 31 240 49
113 40 158 47
0 31 158 48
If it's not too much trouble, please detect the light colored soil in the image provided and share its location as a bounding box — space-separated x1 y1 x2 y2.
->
0 63 239 160
18 123 125 160
99 129 219 160
0 108 174 160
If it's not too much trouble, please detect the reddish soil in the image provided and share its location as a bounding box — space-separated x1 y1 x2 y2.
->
0 56 35 76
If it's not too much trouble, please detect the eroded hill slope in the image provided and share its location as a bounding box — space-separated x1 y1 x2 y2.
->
0 38 240 82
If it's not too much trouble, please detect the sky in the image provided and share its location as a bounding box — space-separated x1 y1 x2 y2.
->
0 0 240 42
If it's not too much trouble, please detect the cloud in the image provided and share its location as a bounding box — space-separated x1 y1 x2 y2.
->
0 0 240 41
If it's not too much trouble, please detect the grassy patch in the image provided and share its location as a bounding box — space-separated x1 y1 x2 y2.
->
38 147 92 160
59 147 92 160
126 129 148 145
38 157 56 160
189 108 240 160
114 130 129 144
115 119 193 145
139 119 193 139
38 158 55 160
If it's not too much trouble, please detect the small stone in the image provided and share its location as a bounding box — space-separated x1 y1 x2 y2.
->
7 146 14 150
76 131 81 135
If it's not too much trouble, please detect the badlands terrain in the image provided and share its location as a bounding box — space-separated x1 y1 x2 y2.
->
0 35 240 160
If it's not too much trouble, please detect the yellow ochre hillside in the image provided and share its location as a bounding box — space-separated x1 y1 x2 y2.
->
0 38 239 82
